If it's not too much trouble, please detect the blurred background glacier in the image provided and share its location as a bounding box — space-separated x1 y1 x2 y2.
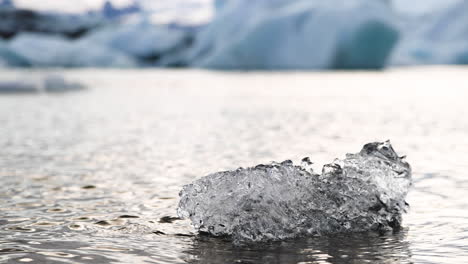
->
0 0 466 69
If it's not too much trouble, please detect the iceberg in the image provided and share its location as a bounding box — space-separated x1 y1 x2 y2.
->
214 0 228 11
187 0 399 70
4 21 190 67
2 0 466 69
8 33 73 67
69 40 138 68
81 20 189 63
0 40 29 67
101 0 141 20
178 141 412 243
8 33 137 67
390 0 468 66
0 7 101 39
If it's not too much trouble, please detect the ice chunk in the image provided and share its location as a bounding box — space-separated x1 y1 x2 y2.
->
42 75 85 92
178 141 412 243
187 0 398 70
0 74 85 93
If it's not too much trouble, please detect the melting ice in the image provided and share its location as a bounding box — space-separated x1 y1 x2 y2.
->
178 141 412 243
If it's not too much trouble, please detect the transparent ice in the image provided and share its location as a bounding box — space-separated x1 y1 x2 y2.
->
177 141 412 243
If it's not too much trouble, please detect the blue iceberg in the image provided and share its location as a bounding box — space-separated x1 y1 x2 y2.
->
390 1 468 66
101 0 141 20
187 0 399 70
0 39 29 67
0 6 101 39
8 33 137 68
81 20 189 63
1 0 467 69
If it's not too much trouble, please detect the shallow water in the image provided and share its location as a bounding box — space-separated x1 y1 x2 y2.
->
0 67 467 264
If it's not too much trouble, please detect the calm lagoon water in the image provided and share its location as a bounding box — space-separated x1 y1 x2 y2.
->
0 67 467 263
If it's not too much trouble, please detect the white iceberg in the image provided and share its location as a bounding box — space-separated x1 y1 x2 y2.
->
187 0 399 70
8 33 137 67
390 0 468 66
178 141 412 243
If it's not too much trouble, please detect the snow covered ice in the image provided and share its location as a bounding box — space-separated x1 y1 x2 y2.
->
178 141 412 243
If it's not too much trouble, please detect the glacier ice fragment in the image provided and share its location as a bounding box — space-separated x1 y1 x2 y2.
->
178 141 412 243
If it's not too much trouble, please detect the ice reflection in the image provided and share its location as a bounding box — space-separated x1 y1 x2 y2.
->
184 230 412 264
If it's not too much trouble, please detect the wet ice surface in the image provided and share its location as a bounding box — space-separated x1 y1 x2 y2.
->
178 141 412 243
0 67 468 263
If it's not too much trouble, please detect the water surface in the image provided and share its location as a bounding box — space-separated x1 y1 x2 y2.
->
0 67 467 263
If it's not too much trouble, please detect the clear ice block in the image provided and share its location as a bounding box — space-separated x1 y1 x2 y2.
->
178 141 412 243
